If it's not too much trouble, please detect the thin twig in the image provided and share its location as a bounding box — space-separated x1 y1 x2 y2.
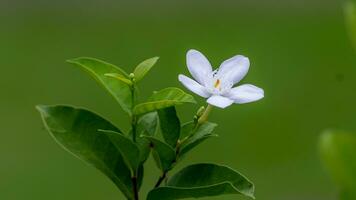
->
132 176 139 200
154 172 167 188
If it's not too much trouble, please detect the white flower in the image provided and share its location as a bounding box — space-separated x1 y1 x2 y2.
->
178 49 264 108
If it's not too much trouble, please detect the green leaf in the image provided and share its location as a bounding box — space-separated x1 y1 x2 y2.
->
133 87 196 115
143 136 176 172
158 107 181 147
36 105 134 199
99 130 141 172
179 121 195 140
179 122 218 157
345 1 356 49
319 130 356 196
67 57 132 114
132 112 159 162
105 73 133 86
133 57 159 82
136 112 159 137
147 163 255 200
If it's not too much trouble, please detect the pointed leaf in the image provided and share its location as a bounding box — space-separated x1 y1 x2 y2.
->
158 107 181 147
179 122 218 157
99 130 141 171
134 87 196 115
319 130 356 196
147 163 255 200
67 57 132 114
36 105 134 199
133 57 159 82
143 136 176 172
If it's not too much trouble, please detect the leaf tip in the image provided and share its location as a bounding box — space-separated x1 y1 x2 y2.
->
65 58 78 64
66 57 93 64
35 104 47 113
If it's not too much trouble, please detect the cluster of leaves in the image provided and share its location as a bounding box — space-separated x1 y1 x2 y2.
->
37 57 255 200
319 130 356 200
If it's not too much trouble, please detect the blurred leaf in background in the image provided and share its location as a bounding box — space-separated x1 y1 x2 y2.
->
319 130 356 200
345 0 356 49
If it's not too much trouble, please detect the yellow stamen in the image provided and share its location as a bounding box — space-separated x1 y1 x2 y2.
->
214 79 221 89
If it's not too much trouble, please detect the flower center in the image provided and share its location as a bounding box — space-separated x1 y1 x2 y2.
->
214 79 221 89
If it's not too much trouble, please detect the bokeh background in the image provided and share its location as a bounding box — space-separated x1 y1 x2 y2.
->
1 0 355 199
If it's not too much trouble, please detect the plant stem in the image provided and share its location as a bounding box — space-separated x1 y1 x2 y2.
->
154 172 167 188
130 82 139 199
132 175 139 200
131 116 137 142
130 81 137 142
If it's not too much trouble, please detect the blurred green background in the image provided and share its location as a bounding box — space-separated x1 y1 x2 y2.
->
1 0 355 199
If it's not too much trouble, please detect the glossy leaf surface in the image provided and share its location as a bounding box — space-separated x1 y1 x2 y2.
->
99 130 141 171
179 122 218 157
67 57 133 114
147 163 255 200
133 57 159 82
37 105 134 199
133 87 196 115
134 112 159 162
143 136 176 172
157 107 181 147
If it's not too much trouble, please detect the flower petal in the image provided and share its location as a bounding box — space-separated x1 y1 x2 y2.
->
178 74 211 98
186 49 213 86
216 55 250 85
227 84 264 104
207 95 234 108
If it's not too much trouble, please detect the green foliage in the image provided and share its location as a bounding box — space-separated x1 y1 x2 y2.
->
105 73 133 86
133 57 159 82
143 136 176 172
37 57 255 200
67 57 133 114
100 130 141 172
134 112 159 162
179 121 195 140
319 130 356 199
345 1 356 49
179 122 218 157
36 105 134 199
133 87 196 115
136 112 159 136
147 163 255 200
157 107 181 147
